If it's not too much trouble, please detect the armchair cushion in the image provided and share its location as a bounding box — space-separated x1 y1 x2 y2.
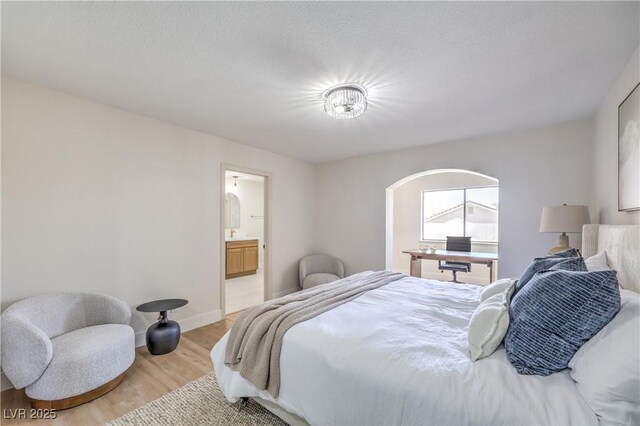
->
302 273 342 290
25 324 134 400
1 315 53 389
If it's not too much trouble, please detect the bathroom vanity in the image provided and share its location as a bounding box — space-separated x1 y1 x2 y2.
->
225 239 259 279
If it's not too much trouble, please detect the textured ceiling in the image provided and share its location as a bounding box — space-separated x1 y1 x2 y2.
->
2 2 639 163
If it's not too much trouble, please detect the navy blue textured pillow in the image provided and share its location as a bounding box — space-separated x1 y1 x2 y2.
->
534 248 580 261
547 257 587 272
514 256 583 294
505 270 620 375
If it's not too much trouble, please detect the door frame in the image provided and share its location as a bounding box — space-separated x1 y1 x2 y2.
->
220 163 272 318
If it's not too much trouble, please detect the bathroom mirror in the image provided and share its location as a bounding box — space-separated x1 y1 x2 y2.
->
225 193 241 229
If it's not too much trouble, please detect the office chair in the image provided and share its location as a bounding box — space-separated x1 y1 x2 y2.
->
438 236 472 283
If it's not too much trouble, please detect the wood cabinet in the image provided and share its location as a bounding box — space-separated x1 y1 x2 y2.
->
226 248 244 275
225 239 259 279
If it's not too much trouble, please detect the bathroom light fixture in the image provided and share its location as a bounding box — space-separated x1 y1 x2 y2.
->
323 84 368 119
230 176 239 193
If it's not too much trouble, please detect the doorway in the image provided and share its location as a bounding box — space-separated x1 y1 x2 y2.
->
220 165 271 317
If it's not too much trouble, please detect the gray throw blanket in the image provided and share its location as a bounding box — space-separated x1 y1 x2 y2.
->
224 270 405 397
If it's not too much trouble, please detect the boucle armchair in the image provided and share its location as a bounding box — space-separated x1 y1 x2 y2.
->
1 293 135 409
299 254 345 290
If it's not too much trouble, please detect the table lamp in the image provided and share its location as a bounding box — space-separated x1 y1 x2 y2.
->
539 204 590 254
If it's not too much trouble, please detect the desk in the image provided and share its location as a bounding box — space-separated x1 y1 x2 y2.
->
402 249 498 282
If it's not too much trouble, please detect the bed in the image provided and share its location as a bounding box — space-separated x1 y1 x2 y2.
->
211 224 639 425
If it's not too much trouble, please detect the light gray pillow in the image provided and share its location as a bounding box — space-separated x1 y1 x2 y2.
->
585 251 611 272
469 289 511 361
569 290 639 425
480 278 516 302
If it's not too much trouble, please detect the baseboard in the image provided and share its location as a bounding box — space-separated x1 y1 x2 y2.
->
1 309 223 392
134 309 222 347
272 286 300 299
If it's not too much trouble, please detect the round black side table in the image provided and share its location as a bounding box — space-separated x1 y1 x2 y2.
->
136 299 188 355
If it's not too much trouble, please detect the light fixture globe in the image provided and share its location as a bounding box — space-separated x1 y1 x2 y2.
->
323 84 368 119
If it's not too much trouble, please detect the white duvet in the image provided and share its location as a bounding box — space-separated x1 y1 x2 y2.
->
211 274 598 425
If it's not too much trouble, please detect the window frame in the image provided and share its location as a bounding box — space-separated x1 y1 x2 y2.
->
420 185 499 244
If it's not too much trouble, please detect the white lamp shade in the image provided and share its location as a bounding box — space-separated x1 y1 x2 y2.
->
539 205 590 233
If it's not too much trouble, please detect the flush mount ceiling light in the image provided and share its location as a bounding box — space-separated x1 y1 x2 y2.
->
323 84 368 119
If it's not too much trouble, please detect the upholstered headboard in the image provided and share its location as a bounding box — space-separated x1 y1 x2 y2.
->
582 224 640 293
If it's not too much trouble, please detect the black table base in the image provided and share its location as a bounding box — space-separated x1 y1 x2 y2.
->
136 299 188 356
146 311 181 355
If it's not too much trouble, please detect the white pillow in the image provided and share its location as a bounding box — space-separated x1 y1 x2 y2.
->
480 278 516 302
584 251 611 272
468 290 510 361
569 289 639 426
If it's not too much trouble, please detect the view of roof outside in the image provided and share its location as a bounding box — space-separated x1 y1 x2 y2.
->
422 187 499 242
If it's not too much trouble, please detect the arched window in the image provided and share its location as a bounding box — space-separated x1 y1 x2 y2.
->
386 169 499 284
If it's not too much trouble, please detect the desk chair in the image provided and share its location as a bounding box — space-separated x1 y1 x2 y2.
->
439 236 472 283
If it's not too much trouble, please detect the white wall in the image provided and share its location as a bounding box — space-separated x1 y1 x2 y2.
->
391 172 497 284
594 46 640 225
315 119 595 280
1 78 314 341
225 176 265 268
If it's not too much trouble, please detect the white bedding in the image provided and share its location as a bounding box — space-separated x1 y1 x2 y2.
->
211 275 597 425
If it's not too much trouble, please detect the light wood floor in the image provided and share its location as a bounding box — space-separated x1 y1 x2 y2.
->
0 312 241 426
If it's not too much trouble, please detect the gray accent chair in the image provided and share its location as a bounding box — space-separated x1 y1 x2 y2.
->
1 293 134 408
299 254 345 290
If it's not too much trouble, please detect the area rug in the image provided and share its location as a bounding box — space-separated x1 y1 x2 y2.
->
107 372 287 426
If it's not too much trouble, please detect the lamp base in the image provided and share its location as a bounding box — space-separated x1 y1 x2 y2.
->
548 233 570 254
